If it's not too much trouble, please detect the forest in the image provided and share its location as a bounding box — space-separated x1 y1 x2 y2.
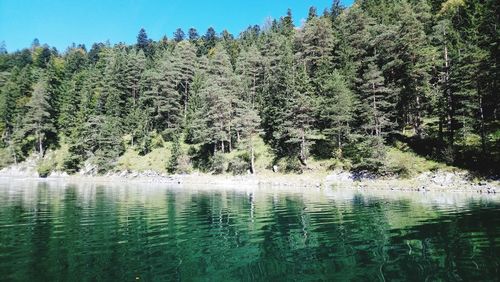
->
0 0 498 177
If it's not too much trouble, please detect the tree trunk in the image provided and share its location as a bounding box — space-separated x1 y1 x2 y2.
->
415 95 422 138
479 92 486 155
438 115 444 144
299 129 307 166
228 125 232 152
38 132 43 158
184 81 189 119
444 44 454 146
250 144 255 175
252 74 256 108
372 82 379 136
337 129 341 149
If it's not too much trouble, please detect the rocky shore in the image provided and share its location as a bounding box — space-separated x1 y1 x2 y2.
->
0 162 498 194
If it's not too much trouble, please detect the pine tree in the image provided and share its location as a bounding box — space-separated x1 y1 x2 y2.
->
0 77 21 136
140 63 182 137
0 2 498 175
136 28 153 57
281 8 295 37
307 6 317 22
200 27 218 55
432 18 456 146
188 28 199 41
296 16 334 87
330 0 344 22
332 7 373 86
235 45 264 107
318 71 355 156
281 63 316 166
359 61 396 137
58 71 87 135
260 34 294 158
233 97 261 174
125 49 146 105
22 79 55 157
168 41 198 117
173 28 185 42
200 45 235 154
396 2 434 137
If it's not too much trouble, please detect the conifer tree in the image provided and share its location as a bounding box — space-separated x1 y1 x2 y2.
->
168 41 197 117
188 28 199 41
235 45 264 107
287 65 316 166
173 28 185 42
359 61 396 137
200 45 234 154
296 16 334 87
22 79 55 157
318 71 355 156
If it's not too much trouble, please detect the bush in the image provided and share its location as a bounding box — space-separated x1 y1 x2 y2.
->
167 136 191 174
210 153 227 174
329 158 352 171
62 144 84 174
137 133 152 155
275 156 303 173
0 148 14 169
227 157 249 175
151 132 165 149
346 135 386 174
37 160 53 178
176 154 192 174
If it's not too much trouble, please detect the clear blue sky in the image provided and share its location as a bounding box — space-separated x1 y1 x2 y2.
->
0 0 353 52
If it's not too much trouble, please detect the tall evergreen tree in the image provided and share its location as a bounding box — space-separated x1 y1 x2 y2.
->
200 45 235 153
359 62 396 137
318 71 355 156
173 28 185 42
22 79 55 157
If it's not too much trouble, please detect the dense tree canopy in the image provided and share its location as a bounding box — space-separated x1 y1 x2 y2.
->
0 0 498 175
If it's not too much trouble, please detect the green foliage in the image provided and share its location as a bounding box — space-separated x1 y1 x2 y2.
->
275 156 304 174
167 135 181 173
36 158 55 178
227 155 250 175
0 147 13 168
346 135 387 173
210 153 226 174
20 78 55 157
317 70 355 156
0 0 497 176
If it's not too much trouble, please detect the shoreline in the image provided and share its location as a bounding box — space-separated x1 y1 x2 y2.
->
1 170 498 195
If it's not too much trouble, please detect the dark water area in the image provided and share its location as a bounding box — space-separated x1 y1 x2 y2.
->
0 179 499 281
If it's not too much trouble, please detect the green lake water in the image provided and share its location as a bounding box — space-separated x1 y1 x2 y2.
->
0 179 499 281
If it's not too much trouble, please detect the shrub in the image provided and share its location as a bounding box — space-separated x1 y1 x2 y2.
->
227 157 249 175
346 135 386 174
176 154 192 174
0 148 14 169
210 153 227 174
275 156 303 173
37 160 53 178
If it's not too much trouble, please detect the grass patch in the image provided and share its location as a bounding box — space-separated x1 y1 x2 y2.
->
384 147 451 178
115 144 172 173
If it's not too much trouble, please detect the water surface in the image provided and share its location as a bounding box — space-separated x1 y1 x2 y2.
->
0 179 499 281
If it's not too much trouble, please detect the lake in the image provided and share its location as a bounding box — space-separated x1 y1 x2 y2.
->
0 179 499 281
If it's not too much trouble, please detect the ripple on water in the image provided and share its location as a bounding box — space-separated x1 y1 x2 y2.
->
0 180 499 281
